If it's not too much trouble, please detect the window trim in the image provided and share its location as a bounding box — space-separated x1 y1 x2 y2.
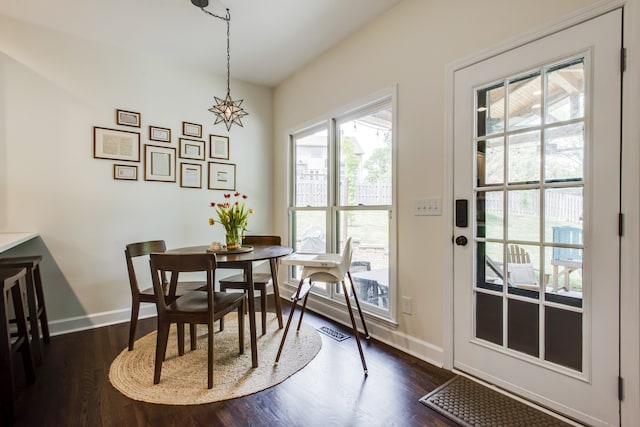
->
286 86 398 322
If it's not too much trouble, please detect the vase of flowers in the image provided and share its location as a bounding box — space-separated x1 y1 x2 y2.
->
209 192 253 251
224 226 243 250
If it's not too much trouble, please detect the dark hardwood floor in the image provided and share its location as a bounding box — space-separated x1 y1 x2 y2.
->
10 306 458 427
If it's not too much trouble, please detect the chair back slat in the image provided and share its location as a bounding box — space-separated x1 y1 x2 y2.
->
126 240 166 258
552 226 583 260
125 240 168 295
242 235 281 246
151 253 217 273
508 245 531 264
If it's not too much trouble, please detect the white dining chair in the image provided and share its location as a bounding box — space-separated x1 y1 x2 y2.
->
275 237 370 375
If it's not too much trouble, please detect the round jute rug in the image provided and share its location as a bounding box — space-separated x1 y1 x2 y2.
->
109 314 321 405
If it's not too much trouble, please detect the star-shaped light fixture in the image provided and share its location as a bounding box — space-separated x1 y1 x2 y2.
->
209 94 248 131
193 0 248 130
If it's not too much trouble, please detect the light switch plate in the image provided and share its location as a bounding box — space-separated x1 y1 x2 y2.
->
415 198 442 216
401 296 412 314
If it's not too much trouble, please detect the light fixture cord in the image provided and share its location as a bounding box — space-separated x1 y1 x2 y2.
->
199 7 232 97
226 9 231 96
197 3 247 129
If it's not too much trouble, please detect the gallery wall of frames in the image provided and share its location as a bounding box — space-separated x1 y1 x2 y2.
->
93 108 236 191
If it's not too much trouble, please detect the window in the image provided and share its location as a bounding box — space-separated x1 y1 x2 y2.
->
288 94 395 317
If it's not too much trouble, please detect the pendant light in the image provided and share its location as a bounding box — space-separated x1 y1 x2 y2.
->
192 0 248 130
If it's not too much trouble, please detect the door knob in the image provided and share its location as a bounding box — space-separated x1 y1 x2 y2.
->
455 236 468 246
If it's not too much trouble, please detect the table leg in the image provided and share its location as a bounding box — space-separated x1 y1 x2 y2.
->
270 259 283 329
245 262 258 368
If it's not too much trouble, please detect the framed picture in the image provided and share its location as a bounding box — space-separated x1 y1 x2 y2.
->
179 138 206 160
93 127 140 162
182 121 202 138
208 162 236 191
209 134 229 159
113 164 138 181
149 126 171 143
144 145 176 182
116 109 141 127
180 163 202 189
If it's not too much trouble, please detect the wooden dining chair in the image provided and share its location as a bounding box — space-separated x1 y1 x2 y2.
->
125 240 205 351
149 252 246 389
219 235 283 335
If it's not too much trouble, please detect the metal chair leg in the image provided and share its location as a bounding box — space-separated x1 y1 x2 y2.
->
347 271 370 339
341 280 368 376
275 277 305 363
296 282 312 332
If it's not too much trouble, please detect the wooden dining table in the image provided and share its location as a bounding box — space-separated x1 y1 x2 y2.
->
167 243 293 368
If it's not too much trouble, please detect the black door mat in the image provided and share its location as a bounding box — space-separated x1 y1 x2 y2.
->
419 376 573 427
317 326 350 341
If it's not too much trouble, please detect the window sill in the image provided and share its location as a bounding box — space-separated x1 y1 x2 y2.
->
280 280 399 331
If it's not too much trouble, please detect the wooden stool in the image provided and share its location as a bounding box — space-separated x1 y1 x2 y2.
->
0 256 50 365
1 267 36 425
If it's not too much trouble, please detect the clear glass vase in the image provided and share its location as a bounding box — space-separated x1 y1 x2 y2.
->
225 227 243 251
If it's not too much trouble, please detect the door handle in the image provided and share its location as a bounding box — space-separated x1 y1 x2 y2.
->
455 236 468 246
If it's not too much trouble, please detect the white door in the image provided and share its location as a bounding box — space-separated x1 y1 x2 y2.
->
453 10 621 427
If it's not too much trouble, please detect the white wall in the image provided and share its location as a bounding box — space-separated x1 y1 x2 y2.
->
0 14 274 332
274 0 640 420
272 0 603 360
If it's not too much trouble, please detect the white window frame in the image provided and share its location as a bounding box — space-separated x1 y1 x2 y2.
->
286 87 398 321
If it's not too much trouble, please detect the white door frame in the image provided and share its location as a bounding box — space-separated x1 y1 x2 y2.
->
442 0 640 424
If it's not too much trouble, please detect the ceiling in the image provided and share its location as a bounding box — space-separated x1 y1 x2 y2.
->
0 0 403 87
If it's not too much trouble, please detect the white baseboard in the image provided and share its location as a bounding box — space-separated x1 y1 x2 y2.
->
47 296 445 370
47 305 157 336
301 294 445 368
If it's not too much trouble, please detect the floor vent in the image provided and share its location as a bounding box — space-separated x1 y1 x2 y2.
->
317 326 350 342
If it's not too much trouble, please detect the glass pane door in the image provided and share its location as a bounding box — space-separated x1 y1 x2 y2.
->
453 11 621 425
475 58 585 370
